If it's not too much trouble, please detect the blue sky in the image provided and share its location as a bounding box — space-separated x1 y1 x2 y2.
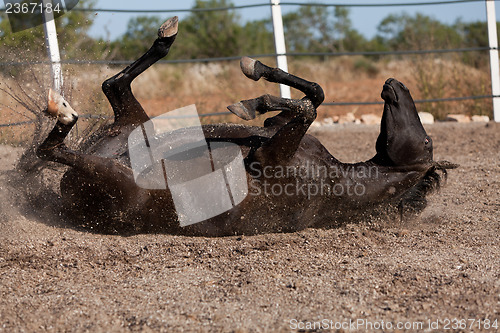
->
86 0 497 41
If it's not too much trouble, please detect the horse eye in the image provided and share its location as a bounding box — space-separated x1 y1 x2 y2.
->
425 137 430 145
63 102 67 107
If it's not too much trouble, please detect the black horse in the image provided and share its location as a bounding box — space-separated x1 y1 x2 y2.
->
35 17 457 236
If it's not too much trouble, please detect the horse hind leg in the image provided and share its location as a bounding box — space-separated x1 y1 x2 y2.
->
252 96 317 165
102 16 179 127
228 57 324 122
230 95 318 166
228 58 322 165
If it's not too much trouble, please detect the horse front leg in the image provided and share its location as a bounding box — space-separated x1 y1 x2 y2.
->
37 90 139 190
37 90 152 233
228 57 324 165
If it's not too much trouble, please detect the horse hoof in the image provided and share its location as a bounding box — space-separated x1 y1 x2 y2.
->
47 89 78 125
158 16 178 38
227 102 256 120
240 56 265 81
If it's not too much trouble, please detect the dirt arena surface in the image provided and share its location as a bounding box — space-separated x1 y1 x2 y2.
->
0 122 498 332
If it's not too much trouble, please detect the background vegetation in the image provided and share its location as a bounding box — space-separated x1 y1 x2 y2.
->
0 0 496 131
1 0 494 62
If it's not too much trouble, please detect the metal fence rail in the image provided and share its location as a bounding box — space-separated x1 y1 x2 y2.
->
1 94 495 128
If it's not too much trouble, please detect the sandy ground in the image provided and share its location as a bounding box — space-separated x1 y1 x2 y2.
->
0 122 498 332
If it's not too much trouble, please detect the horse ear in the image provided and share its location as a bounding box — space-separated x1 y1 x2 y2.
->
47 88 61 118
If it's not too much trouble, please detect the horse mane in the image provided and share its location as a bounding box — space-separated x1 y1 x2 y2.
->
398 161 459 218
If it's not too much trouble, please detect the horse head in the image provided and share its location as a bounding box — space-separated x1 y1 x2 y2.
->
375 78 433 167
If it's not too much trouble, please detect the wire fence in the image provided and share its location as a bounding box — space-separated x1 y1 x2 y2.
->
0 0 490 13
0 46 493 66
0 0 497 127
1 93 496 128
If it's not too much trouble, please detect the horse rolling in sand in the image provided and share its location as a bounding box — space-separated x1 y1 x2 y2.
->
34 17 457 236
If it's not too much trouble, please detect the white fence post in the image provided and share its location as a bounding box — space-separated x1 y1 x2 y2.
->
486 0 500 122
42 0 63 94
270 0 291 98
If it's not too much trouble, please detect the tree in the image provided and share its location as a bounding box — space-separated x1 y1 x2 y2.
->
170 0 244 59
282 6 365 54
0 12 46 61
376 12 462 51
0 0 98 61
333 6 350 52
117 16 165 59
241 19 274 56
283 6 334 53
454 20 500 67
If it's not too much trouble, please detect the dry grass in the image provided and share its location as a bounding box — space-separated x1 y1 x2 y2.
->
0 57 493 145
